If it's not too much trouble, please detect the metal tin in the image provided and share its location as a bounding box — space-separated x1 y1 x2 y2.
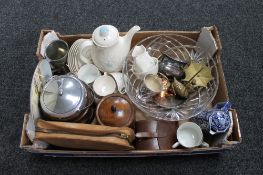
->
40 74 91 121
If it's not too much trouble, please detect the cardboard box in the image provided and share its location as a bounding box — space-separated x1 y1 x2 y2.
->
20 26 241 157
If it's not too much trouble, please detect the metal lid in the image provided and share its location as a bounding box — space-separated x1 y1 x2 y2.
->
41 75 86 118
92 25 119 47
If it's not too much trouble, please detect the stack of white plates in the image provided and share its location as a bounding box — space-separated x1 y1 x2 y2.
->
67 39 92 74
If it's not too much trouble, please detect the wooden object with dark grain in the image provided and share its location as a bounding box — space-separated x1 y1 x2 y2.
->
96 94 135 127
35 119 135 151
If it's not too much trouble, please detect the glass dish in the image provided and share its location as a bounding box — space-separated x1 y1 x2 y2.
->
123 34 219 121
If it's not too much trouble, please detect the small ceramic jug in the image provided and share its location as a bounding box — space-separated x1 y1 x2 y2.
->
132 45 158 74
192 101 232 135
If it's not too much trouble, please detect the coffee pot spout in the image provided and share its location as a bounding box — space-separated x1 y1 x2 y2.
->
123 25 140 44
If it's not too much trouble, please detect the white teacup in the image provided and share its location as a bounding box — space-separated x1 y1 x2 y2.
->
79 39 93 64
93 73 116 98
172 122 209 149
144 74 163 93
138 74 163 100
109 72 127 94
77 64 101 85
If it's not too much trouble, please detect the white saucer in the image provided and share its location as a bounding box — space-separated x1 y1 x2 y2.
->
67 39 84 73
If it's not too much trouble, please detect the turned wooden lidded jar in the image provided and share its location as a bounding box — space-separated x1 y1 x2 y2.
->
96 94 135 127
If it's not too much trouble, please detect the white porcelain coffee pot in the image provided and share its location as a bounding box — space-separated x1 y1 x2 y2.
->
90 25 140 72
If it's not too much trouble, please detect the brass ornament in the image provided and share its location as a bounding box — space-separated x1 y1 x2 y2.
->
172 78 189 98
182 60 213 88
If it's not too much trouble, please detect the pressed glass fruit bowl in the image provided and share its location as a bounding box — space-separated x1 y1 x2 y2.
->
123 34 219 121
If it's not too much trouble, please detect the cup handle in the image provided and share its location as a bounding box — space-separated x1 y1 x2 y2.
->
138 81 152 100
200 141 209 148
209 130 216 135
157 72 168 81
172 142 180 149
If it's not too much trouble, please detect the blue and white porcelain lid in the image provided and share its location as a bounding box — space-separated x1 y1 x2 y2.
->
92 25 119 47
210 110 231 133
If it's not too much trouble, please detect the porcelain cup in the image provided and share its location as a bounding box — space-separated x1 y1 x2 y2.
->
138 74 163 100
93 72 116 99
172 122 209 149
77 64 101 85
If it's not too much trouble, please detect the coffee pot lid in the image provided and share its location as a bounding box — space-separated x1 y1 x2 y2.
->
96 94 134 127
92 25 119 47
41 75 86 117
